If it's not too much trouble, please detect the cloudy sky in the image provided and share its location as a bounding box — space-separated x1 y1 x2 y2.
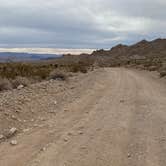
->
0 0 166 49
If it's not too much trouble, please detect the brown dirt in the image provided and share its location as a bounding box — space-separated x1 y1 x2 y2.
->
0 68 166 166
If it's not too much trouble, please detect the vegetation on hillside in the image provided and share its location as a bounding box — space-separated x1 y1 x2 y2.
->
0 59 92 91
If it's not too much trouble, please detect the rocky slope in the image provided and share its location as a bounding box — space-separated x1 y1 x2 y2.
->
92 38 166 58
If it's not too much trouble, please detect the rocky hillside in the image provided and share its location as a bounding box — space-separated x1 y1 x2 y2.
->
91 38 166 76
92 38 166 58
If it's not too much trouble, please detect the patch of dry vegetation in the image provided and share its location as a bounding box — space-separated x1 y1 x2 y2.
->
48 69 68 81
0 78 12 91
0 57 92 91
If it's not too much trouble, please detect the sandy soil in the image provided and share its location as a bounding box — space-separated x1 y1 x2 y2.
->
0 68 166 166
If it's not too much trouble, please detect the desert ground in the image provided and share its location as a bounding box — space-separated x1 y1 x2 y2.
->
0 67 166 166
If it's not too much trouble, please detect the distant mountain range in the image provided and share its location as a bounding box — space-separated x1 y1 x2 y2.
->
0 52 62 62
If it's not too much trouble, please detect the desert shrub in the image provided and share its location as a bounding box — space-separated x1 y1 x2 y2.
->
0 63 52 79
33 68 51 79
69 64 88 73
48 69 67 81
11 76 31 88
0 63 34 79
0 78 12 91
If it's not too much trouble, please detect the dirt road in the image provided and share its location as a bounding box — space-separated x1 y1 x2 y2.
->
0 68 166 166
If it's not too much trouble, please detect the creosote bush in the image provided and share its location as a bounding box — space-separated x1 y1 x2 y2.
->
48 69 67 81
0 57 92 91
11 76 31 88
0 78 12 91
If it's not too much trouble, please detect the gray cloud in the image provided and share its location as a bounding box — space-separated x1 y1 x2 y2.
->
0 0 165 48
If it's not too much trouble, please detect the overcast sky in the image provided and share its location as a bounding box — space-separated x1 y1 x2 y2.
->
0 0 166 49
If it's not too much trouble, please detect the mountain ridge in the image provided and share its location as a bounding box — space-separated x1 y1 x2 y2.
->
92 38 166 58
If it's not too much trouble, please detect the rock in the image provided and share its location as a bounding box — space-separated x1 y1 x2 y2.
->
39 117 46 121
17 84 24 90
78 131 84 135
10 140 18 145
15 110 20 113
18 119 22 122
7 127 17 138
127 153 131 158
80 146 87 150
9 127 17 135
120 100 125 103
23 128 30 132
63 138 68 142
4 112 9 116
11 115 17 120
33 124 39 127
54 100 57 105
41 147 46 151
49 110 56 114
67 132 73 136
0 134 4 140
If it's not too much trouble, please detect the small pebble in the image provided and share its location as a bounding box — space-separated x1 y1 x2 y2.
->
127 153 131 158
78 131 83 135
10 140 18 146
64 138 68 142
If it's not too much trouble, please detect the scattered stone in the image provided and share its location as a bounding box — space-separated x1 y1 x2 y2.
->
0 134 4 140
23 128 30 133
40 117 46 121
41 147 46 151
80 146 87 150
127 153 131 158
10 140 18 146
78 126 84 130
49 110 56 114
78 131 84 135
54 100 57 105
4 112 9 116
63 138 68 142
15 110 20 113
11 115 17 120
67 132 73 136
18 119 22 122
31 110 34 114
7 127 17 138
34 124 39 127
17 84 24 90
